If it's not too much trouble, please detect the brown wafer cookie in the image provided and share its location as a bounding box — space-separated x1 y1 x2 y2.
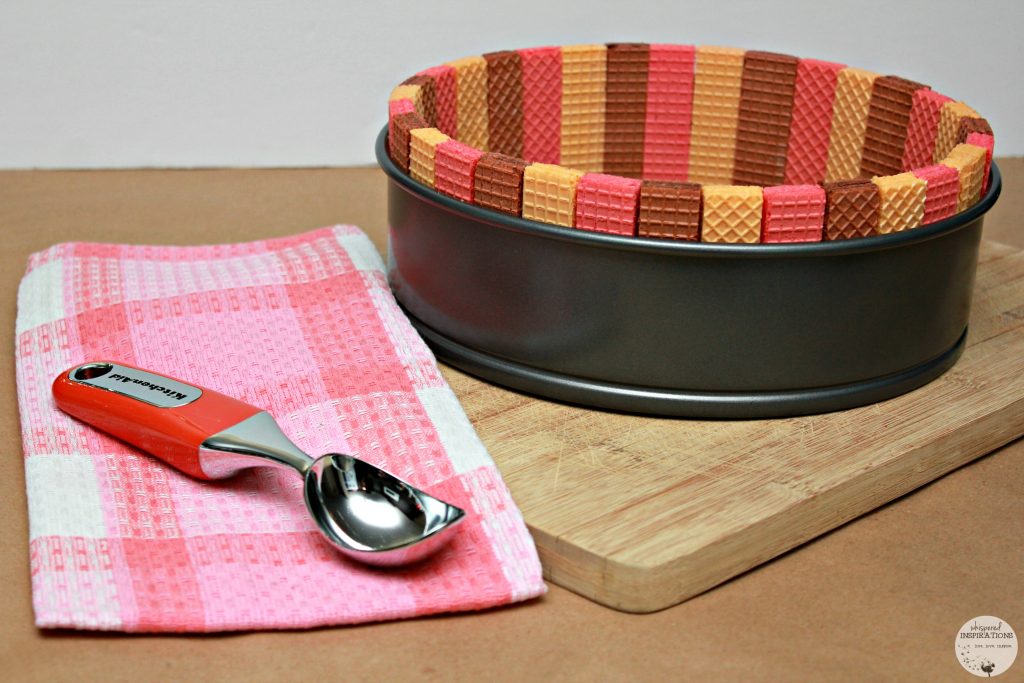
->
604 43 650 179
823 179 879 240
956 117 993 144
732 51 798 186
402 74 437 127
473 152 527 215
638 180 702 240
860 75 927 177
389 112 429 173
484 51 525 158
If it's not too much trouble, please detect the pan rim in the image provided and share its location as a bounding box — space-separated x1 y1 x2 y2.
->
376 126 1002 260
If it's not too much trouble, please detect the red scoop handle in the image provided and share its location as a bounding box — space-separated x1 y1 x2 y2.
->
52 361 261 480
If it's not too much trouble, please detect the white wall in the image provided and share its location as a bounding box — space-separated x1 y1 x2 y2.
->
1 0 1020 169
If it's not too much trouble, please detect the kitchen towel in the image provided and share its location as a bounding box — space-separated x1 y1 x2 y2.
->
15 225 545 632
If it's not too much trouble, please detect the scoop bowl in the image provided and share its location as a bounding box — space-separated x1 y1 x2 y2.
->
304 453 466 566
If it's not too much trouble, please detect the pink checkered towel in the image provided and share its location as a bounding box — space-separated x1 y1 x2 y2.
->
15 226 545 632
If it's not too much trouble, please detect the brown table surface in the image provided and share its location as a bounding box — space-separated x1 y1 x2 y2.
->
1 162 1022 682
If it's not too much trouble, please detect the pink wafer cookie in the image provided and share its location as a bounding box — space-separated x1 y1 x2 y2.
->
390 98 416 118
912 164 960 225
901 89 952 170
761 185 825 243
519 46 562 164
420 65 458 138
434 140 484 202
965 131 994 192
574 173 642 236
784 59 843 184
642 44 696 182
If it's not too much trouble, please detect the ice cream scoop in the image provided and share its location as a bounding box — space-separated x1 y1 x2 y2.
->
52 361 465 566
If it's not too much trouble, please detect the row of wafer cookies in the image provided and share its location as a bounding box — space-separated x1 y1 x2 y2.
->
389 44 994 188
390 111 988 242
388 45 993 242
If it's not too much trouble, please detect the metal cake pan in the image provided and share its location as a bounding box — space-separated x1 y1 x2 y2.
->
376 127 1002 418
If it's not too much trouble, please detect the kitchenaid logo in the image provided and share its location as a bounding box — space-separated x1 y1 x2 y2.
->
956 617 1017 677
108 373 189 401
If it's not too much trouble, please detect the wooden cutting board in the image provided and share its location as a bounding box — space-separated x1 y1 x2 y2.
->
439 240 1024 613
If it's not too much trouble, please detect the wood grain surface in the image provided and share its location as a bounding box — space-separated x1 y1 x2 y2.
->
442 241 1024 611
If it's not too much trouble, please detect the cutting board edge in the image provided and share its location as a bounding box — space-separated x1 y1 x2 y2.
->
531 394 1024 613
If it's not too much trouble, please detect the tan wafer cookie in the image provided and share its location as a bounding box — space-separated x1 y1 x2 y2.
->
940 143 987 211
560 44 607 172
409 127 450 187
689 46 746 184
447 56 489 150
872 172 926 234
701 185 762 243
522 163 586 227
933 101 980 163
824 68 879 182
